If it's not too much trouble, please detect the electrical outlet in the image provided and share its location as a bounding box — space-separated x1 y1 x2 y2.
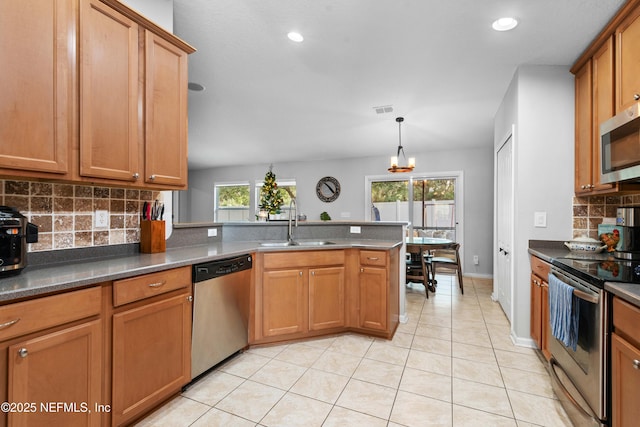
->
207 228 217 237
534 211 547 228
350 226 361 234
473 255 479 265
95 210 109 228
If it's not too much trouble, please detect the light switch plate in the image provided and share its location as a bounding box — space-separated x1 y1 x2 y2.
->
534 211 547 228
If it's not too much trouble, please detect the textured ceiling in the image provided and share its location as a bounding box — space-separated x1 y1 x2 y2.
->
173 0 625 170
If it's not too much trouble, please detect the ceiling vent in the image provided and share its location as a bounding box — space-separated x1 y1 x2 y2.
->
373 105 393 114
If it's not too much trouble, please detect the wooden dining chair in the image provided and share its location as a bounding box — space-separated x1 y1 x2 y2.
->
430 243 464 294
405 244 432 298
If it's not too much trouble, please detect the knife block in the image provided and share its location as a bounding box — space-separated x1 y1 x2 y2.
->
140 220 166 253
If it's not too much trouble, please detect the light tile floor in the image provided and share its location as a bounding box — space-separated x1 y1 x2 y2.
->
136 275 573 427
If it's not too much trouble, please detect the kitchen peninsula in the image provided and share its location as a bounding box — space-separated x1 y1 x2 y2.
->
0 221 404 426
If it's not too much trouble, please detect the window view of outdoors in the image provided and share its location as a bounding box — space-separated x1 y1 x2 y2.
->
216 182 298 222
371 178 456 240
216 184 250 222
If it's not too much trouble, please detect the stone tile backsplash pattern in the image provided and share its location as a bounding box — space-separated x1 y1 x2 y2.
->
573 194 640 239
1 180 159 252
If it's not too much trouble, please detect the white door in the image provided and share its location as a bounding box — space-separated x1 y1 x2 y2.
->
496 134 513 320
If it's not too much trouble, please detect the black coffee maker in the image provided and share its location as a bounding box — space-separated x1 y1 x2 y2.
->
0 206 38 276
615 206 640 260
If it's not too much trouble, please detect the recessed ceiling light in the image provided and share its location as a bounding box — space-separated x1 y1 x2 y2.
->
492 17 518 31
287 31 304 42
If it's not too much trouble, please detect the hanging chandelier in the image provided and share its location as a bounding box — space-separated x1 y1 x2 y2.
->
388 117 415 173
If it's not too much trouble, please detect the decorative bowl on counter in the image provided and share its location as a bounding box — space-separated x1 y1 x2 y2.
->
564 236 607 253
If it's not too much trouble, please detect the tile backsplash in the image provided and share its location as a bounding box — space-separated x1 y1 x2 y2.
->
573 193 640 239
1 179 159 252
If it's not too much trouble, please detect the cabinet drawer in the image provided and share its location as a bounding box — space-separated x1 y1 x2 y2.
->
613 296 640 345
113 266 190 307
263 250 345 269
359 250 387 267
531 256 550 280
0 286 101 342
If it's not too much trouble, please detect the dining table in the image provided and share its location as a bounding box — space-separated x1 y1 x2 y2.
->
405 236 455 292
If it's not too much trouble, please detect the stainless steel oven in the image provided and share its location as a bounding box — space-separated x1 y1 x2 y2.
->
548 266 608 427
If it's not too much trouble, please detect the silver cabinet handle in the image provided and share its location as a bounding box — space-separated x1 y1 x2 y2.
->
299 271 303 276
367 257 379 261
360 268 364 273
0 318 20 330
311 271 315 276
148 281 166 288
149 175 156 180
187 296 193 302
633 359 640 370
132 173 139 180
18 348 28 358
634 93 640 101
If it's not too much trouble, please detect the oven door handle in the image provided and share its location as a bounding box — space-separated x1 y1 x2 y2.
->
572 288 599 304
549 357 599 423
550 270 600 304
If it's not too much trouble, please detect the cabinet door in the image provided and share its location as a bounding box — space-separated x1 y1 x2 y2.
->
530 273 542 348
80 0 140 183
262 269 306 337
359 266 387 331
112 293 191 426
7 320 102 427
309 267 345 331
541 281 551 361
574 59 593 194
611 333 640 427
0 0 73 175
591 37 615 192
144 31 189 188
616 5 640 113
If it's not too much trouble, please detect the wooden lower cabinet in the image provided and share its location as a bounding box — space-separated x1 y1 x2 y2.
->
611 296 640 427
530 256 551 360
611 333 640 427
262 269 306 337
0 286 102 427
309 267 345 331
358 266 388 331
260 262 345 340
7 320 102 427
110 269 192 426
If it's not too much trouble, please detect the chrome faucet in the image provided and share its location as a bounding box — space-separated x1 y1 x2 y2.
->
287 198 298 244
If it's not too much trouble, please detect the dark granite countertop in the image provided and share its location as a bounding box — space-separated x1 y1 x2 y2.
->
529 239 640 307
0 239 401 303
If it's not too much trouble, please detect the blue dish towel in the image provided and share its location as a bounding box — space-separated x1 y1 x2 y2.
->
548 273 580 351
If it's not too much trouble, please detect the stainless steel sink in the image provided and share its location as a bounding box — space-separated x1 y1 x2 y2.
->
259 240 335 247
297 240 335 246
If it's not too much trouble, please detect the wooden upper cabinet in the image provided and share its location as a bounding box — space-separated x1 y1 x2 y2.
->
616 4 640 113
0 0 74 176
144 32 189 187
591 37 615 192
574 59 593 194
80 0 140 183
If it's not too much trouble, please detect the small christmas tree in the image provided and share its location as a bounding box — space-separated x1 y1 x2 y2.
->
260 165 283 214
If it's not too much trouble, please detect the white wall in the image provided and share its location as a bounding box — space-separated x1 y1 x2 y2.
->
183 145 494 276
494 65 574 343
120 0 173 32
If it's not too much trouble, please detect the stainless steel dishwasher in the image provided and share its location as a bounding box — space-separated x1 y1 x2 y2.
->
191 254 252 379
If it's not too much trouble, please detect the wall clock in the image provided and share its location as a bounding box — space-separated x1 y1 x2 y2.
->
316 176 341 202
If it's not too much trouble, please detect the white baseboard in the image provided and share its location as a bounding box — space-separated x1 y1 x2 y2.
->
399 313 409 324
464 272 494 279
510 331 537 349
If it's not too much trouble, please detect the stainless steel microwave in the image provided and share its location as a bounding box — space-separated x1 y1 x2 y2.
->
600 103 640 184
